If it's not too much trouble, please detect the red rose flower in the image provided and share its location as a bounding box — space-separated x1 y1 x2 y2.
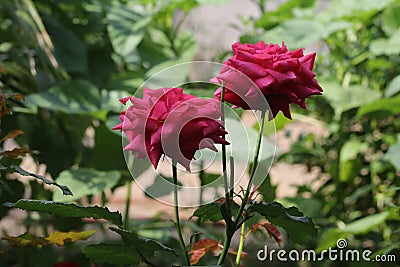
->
113 87 229 171
211 41 323 119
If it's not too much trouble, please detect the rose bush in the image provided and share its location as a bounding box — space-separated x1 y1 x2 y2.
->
113 87 229 171
211 41 323 119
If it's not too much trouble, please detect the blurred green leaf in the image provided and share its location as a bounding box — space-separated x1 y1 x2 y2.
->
387 136 400 171
255 0 316 30
43 15 87 75
196 0 230 5
317 0 395 21
106 2 152 69
384 74 400 97
144 174 182 199
110 227 177 258
101 90 130 113
5 199 122 226
316 212 390 252
339 159 363 182
250 201 318 244
83 244 142 264
26 80 101 114
382 4 400 35
357 94 400 119
321 80 381 116
282 197 322 218
144 31 197 88
83 124 126 171
200 118 275 163
52 168 120 202
200 173 220 186
370 30 400 56
340 140 368 163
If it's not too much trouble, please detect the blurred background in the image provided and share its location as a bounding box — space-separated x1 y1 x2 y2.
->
0 0 399 266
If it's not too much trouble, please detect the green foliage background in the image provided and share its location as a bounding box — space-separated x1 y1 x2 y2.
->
0 0 399 266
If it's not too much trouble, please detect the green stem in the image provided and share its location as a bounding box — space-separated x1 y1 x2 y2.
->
217 83 233 266
218 110 267 265
124 180 132 229
172 161 190 266
234 110 266 225
234 224 247 267
220 83 230 208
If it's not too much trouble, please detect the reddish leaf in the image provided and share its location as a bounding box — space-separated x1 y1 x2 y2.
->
251 221 282 247
228 248 247 259
12 93 25 101
0 147 30 157
190 238 220 265
0 94 7 119
0 130 24 143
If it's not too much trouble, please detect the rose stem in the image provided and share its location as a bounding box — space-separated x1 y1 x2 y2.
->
234 223 247 267
123 179 132 229
219 82 231 210
234 110 267 266
217 83 234 265
172 160 190 266
218 110 267 265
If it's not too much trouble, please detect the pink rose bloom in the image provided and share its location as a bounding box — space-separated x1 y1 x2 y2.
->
113 87 229 171
211 41 323 119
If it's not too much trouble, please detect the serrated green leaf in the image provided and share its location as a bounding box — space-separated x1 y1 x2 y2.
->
250 201 317 244
52 168 120 202
110 227 177 259
83 244 142 264
191 202 239 223
8 164 72 196
5 199 122 226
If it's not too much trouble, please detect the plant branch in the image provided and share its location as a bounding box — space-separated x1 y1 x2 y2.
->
172 161 190 266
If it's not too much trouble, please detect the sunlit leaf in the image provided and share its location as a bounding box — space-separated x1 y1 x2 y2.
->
2 232 46 248
45 230 95 246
